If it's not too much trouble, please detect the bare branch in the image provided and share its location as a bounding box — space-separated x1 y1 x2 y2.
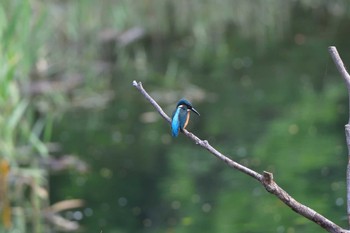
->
328 46 350 90
133 80 349 233
328 46 350 228
132 81 171 123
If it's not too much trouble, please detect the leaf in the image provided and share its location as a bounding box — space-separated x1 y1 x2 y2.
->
7 99 29 134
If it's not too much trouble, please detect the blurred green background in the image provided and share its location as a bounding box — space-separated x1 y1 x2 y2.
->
1 0 350 232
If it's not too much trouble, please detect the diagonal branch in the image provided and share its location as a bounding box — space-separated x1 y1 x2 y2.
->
133 80 349 233
328 46 350 228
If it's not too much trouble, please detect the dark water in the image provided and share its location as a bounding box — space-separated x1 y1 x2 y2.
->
50 3 350 233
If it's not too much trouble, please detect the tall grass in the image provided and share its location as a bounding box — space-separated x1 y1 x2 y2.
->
0 1 51 232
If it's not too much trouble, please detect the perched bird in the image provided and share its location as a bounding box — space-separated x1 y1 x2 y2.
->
171 99 200 137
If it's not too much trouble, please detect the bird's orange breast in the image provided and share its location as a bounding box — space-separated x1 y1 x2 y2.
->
183 111 190 129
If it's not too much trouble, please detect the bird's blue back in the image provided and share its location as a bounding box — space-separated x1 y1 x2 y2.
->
171 107 181 137
171 106 188 137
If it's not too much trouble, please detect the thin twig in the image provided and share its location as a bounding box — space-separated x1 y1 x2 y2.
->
328 46 350 228
133 80 349 233
133 80 171 123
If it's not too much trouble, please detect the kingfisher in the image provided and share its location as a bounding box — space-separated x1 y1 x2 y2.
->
171 99 200 137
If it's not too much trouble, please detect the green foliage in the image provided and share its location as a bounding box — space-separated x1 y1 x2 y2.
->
255 84 346 174
0 0 53 232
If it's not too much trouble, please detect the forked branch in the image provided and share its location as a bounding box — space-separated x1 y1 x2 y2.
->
133 80 348 233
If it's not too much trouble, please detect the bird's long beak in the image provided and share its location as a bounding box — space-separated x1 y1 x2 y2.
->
191 107 200 116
